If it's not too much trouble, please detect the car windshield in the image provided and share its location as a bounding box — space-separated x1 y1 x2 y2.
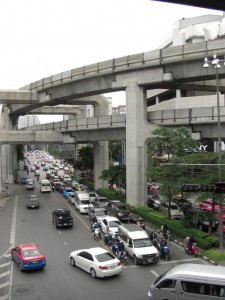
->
66 189 73 193
108 221 121 227
22 249 41 257
81 200 91 205
95 252 115 262
99 198 108 203
133 238 152 248
96 211 106 216
170 205 179 210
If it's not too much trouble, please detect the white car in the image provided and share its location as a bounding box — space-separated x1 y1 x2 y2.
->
100 216 122 236
68 194 75 205
69 247 122 278
89 192 99 203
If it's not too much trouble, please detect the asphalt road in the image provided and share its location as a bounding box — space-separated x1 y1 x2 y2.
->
0 165 212 300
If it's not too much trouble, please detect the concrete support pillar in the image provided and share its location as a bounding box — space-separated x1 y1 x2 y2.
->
93 141 109 190
0 145 2 193
176 89 181 98
126 82 148 206
1 105 14 183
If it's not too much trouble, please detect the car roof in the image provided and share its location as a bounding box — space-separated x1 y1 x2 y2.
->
28 195 38 198
102 216 120 221
19 243 38 250
91 207 106 211
55 208 70 213
79 247 108 255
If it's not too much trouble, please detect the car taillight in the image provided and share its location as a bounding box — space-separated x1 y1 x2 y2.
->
99 266 108 270
118 262 122 267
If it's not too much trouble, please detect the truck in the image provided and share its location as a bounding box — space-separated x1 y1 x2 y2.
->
52 209 73 228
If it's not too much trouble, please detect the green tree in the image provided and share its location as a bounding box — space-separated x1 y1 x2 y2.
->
99 165 126 187
74 145 94 170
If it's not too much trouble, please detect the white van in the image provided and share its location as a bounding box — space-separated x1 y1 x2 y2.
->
118 224 159 265
40 179 52 193
74 191 92 213
148 263 225 299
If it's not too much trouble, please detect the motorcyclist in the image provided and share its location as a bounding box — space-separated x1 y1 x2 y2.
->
111 237 120 256
91 222 101 239
160 238 167 259
117 241 125 260
188 235 196 252
149 231 158 241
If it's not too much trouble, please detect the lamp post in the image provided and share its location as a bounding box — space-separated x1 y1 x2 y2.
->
203 54 225 250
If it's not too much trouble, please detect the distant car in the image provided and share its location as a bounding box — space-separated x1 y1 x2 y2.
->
88 207 107 224
34 170 40 177
159 202 184 219
63 188 75 199
26 179 34 190
30 166 35 172
198 199 225 212
89 192 99 203
100 216 122 236
52 208 73 228
69 247 122 278
147 196 161 211
68 194 75 205
58 182 66 193
107 201 131 222
26 195 39 208
185 208 219 232
11 243 46 271
92 197 109 208
21 176 28 184
43 166 48 171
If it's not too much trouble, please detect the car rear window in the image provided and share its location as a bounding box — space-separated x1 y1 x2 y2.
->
95 252 115 262
23 249 41 257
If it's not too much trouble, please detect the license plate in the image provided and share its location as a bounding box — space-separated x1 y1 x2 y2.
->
109 264 117 269
63 223 68 225
32 260 38 264
147 258 153 262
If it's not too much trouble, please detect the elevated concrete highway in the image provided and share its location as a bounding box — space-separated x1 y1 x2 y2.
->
1 39 225 206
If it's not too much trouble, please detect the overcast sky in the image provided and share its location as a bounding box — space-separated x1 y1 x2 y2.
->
0 0 223 123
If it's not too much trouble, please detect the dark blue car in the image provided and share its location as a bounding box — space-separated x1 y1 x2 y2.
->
21 177 29 184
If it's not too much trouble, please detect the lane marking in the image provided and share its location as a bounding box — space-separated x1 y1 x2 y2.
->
64 241 68 246
0 271 10 278
0 262 11 269
0 294 9 300
150 270 159 277
0 282 9 289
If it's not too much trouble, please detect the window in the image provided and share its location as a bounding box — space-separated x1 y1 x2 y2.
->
157 279 176 289
181 281 225 297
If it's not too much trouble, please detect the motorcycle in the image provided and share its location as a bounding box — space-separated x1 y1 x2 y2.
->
93 228 101 241
111 241 128 265
185 242 199 257
152 236 161 252
104 233 113 246
160 229 171 241
160 244 171 261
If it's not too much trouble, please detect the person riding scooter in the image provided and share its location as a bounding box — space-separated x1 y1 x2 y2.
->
160 238 168 259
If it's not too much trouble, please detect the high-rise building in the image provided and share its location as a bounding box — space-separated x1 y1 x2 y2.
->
18 115 40 129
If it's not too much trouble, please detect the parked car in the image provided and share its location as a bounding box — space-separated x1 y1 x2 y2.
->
172 197 193 211
100 216 122 236
58 182 66 193
69 247 122 278
34 170 40 177
30 166 35 172
11 243 46 271
159 202 184 219
52 209 73 228
43 166 48 171
107 201 131 222
63 188 75 199
88 207 107 224
185 208 219 232
26 195 39 209
26 179 34 190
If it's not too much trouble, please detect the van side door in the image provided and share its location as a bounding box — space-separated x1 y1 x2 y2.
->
155 279 177 300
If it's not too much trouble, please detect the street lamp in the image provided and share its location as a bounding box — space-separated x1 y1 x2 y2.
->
203 54 225 250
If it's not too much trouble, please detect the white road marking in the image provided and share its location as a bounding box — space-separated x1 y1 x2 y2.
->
0 262 11 269
64 241 68 246
150 270 159 277
158 258 203 264
0 282 9 289
0 294 9 300
0 271 10 279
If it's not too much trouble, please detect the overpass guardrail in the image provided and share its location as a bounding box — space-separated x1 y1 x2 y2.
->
23 106 225 132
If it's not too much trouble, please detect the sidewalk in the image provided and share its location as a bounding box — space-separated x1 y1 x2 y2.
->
0 183 19 208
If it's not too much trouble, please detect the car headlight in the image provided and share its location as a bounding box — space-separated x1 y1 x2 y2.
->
118 212 123 216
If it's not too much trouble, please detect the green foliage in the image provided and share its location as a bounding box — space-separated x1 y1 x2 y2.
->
132 206 218 250
96 188 126 202
74 146 94 169
99 165 126 187
203 248 225 262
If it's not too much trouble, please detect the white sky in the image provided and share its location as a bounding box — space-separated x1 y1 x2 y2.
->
0 0 223 123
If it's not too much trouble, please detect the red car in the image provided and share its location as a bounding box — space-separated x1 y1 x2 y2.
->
199 199 225 212
11 243 46 271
